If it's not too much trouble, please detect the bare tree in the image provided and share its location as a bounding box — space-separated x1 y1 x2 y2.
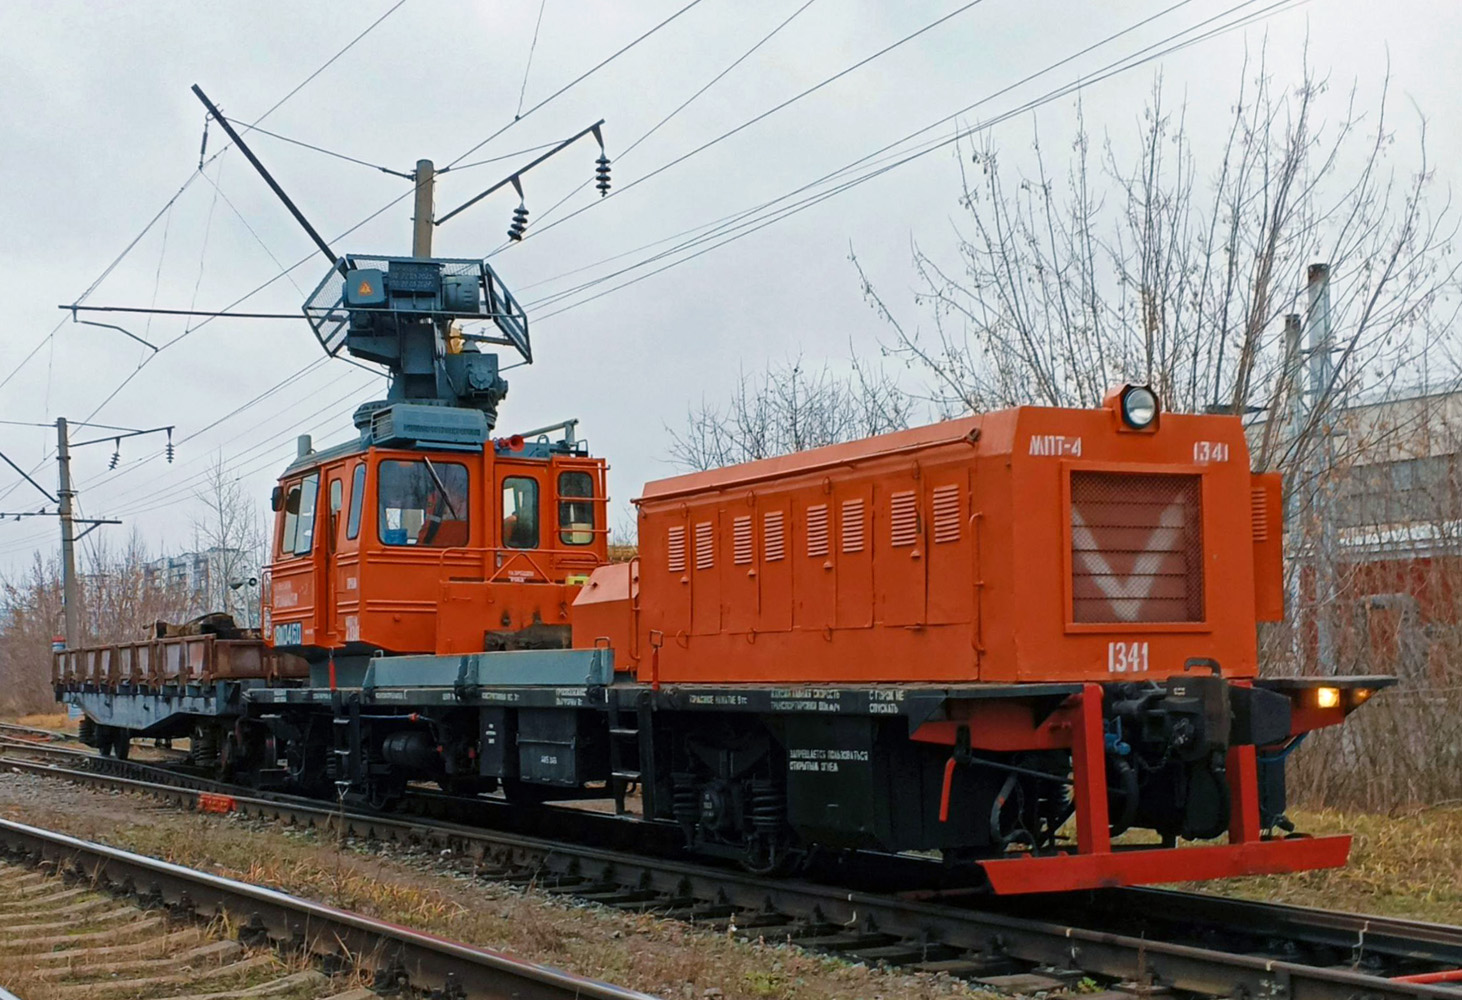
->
0 532 195 716
192 453 267 626
856 51 1459 478
667 355 915 471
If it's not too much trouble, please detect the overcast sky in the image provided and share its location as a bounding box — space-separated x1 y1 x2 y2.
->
1 0 1457 573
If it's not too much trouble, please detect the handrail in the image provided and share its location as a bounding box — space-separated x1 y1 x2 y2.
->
436 545 557 583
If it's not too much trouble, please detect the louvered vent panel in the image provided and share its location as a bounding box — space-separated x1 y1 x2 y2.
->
1250 487 1269 543
1071 471 1203 623
667 525 686 573
806 504 829 557
764 511 785 562
695 521 714 570
932 484 961 544
733 515 754 565
841 499 865 553
890 491 919 548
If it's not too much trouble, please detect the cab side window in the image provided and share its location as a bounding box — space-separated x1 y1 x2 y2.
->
279 474 320 557
279 484 301 555
293 473 320 555
558 471 595 545
502 477 540 548
346 464 366 540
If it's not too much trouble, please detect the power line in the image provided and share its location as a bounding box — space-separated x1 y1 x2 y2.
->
515 0 1203 296
503 0 991 250
226 119 414 178
0 0 408 400
0 1 409 511
11 0 693 477
0 369 375 557
440 139 579 174
515 0 550 120
53 0 708 434
248 0 408 127
525 0 1298 321
531 3 1294 319
498 0 823 251
445 0 712 170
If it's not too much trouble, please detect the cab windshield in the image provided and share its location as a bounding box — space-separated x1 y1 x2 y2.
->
377 459 470 547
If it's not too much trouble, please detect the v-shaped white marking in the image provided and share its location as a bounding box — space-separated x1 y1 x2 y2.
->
1071 500 1186 622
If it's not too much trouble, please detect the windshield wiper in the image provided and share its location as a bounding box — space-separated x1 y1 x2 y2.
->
421 457 462 521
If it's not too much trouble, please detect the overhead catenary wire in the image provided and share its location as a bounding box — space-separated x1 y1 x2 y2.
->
4 0 698 541
0 0 407 400
515 0 550 120
445 0 712 170
497 0 823 251
499 0 993 251
0 368 378 557
0 1 409 510
226 120 414 178
522 0 1301 321
513 0 1203 295
3 0 1304 564
34 0 1119 546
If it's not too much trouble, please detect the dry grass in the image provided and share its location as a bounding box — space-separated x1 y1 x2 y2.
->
1179 805 1462 924
9 712 78 732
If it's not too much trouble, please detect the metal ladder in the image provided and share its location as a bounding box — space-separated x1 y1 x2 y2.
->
330 693 361 800
606 688 655 817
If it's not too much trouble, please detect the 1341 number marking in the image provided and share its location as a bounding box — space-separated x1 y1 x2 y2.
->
1193 441 1230 463
1108 640 1150 673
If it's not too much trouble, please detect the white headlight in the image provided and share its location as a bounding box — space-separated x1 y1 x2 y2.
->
1122 386 1159 429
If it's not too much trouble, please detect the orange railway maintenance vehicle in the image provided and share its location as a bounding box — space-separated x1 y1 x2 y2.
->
54 91 1389 893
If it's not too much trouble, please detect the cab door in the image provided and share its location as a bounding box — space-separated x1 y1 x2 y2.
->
320 464 349 644
496 464 548 581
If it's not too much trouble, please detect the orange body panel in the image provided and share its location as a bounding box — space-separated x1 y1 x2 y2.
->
1250 471 1286 622
608 404 1269 685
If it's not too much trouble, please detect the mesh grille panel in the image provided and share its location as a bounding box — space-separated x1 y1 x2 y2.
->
1071 472 1203 623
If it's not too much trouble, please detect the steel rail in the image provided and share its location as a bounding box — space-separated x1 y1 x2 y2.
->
5 753 1462 1000
0 815 655 1000
0 720 78 742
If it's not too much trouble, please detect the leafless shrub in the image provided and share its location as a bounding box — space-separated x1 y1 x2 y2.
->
667 355 914 472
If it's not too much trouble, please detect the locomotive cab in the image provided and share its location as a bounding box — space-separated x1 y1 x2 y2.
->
264 414 607 682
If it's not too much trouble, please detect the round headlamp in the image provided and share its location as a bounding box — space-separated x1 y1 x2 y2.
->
1121 385 1159 429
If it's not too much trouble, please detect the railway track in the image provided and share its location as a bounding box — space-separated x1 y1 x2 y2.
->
0 852 359 1000
0 813 655 1000
0 721 76 743
4 744 1461 1000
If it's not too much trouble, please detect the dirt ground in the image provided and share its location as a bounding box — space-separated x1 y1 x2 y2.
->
0 770 993 1000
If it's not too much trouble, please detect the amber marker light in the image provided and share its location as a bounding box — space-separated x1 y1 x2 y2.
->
1316 686 1341 709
